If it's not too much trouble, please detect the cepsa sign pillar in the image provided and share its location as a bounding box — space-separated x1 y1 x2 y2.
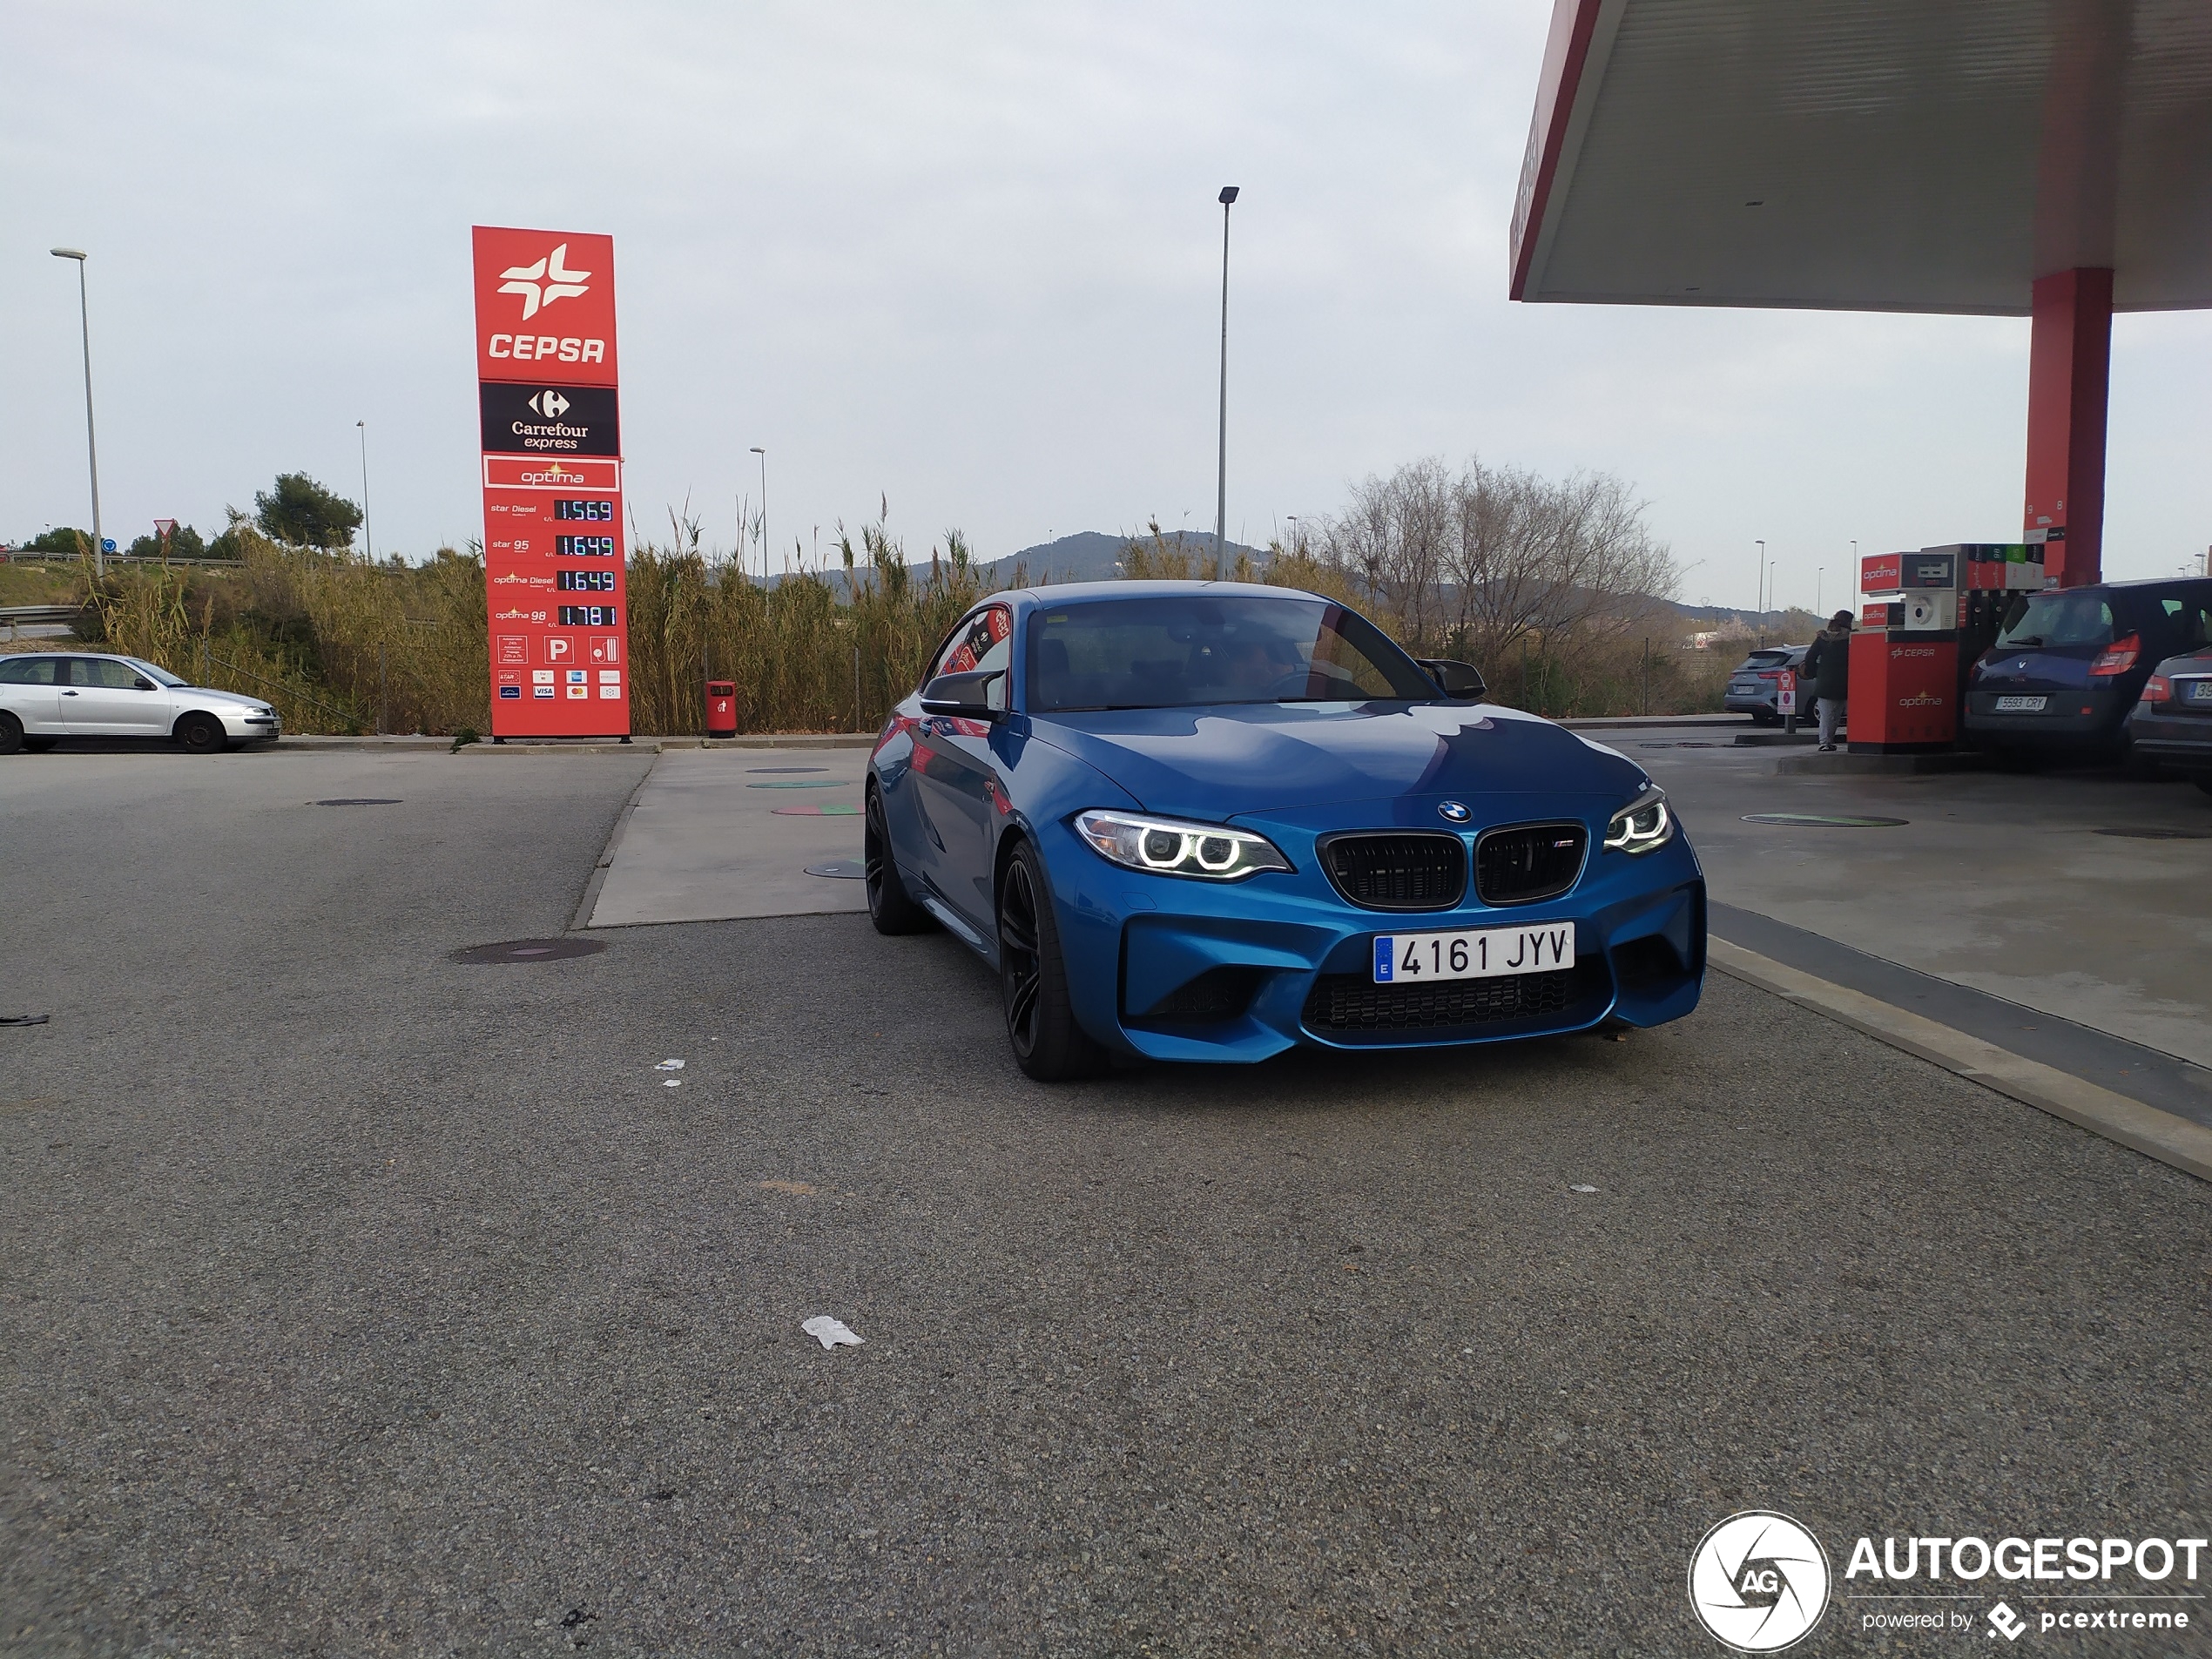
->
471 226 630 738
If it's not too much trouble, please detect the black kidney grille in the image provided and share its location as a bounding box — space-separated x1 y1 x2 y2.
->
1302 957 1606 1035
1322 833 1467 912
1475 822 1588 905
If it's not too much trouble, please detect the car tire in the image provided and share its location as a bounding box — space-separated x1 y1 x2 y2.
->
0 712 23 756
176 713 228 754
864 786 935 935
998 838 1108 1082
24 737 57 752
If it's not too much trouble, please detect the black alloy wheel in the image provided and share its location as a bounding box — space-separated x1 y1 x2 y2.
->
864 787 934 935
177 713 227 755
997 840 1108 1082
0 712 23 756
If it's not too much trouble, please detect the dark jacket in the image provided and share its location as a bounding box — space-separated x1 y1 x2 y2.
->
1801 630 1851 700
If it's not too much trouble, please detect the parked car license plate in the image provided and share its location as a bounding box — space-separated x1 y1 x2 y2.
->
1993 694 2047 712
2186 680 2212 705
1372 922 1576 983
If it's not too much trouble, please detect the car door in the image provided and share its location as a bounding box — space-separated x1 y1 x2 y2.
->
0 655 64 732
912 604 1014 931
60 656 173 735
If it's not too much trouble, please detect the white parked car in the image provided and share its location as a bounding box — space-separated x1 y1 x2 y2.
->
0 652 280 754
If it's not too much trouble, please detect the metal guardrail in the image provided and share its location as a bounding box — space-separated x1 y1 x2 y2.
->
1 604 81 640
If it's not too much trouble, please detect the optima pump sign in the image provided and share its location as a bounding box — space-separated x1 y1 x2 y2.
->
471 226 630 739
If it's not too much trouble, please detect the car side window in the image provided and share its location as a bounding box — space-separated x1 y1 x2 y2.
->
932 606 1013 685
0 657 59 685
84 658 147 690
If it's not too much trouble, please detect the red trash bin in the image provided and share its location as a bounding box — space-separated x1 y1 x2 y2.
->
705 680 737 739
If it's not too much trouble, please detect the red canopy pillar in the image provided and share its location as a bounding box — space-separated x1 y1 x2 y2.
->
2022 266 2113 588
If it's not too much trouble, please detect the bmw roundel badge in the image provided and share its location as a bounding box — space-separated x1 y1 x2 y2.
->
1438 800 1471 823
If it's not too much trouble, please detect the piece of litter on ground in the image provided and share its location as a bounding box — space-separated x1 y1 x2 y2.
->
801 1315 864 1350
1568 1184 1600 1193
759 1180 819 1196
654 1058 685 1071
662 1078 683 1089
0 1014 52 1027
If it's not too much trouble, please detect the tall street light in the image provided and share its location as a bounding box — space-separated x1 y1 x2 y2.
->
356 421 374 561
1754 539 1765 619
750 448 767 583
51 247 103 578
1214 186 1238 570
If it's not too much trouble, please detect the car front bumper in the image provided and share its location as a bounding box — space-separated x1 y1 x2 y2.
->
1039 802 1706 1063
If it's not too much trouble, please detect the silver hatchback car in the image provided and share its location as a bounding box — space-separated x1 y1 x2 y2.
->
0 652 280 754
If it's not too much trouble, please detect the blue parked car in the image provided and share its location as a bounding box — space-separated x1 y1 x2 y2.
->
865 582 1706 1079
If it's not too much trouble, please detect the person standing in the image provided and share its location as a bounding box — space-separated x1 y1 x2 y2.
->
1800 610 1854 751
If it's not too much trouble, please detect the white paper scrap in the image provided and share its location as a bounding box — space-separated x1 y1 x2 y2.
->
663 1078 683 1089
802 1315 865 1351
1568 1184 1600 1194
654 1059 685 1071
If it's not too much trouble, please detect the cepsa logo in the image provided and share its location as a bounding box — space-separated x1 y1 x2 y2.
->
472 226 617 386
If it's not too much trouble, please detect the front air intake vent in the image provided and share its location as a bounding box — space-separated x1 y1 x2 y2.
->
1320 833 1467 913
1474 822 1587 906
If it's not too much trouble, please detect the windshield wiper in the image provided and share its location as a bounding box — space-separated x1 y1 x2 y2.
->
2002 637 2045 649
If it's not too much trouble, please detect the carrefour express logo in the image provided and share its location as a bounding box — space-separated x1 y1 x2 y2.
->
1689 1512 1831 1651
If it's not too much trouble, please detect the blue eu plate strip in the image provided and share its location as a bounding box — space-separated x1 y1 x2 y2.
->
1373 936 1395 982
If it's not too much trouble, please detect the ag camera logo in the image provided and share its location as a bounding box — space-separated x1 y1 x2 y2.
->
1689 1511 1831 1652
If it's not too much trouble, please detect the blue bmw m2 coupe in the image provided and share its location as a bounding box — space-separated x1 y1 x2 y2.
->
865 582 1705 1079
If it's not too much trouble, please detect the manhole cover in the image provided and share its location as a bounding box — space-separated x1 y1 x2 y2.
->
314 798 402 806
804 860 867 879
748 779 853 789
748 766 828 774
449 938 608 964
1740 813 1910 828
2095 826 2212 840
773 803 861 817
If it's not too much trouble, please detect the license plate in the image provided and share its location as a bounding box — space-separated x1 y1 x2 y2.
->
2185 681 2212 705
1993 694 2047 712
1372 922 1576 983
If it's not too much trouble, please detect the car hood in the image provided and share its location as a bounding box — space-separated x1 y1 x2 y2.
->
179 685 274 712
1030 702 1646 816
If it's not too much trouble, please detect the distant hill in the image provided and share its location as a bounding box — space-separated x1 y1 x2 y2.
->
775 532 1797 633
979 530 1270 588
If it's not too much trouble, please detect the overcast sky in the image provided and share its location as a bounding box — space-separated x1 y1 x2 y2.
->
8 1 2209 610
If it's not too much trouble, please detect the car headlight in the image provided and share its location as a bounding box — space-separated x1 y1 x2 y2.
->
1603 786 1672 855
1074 810 1291 881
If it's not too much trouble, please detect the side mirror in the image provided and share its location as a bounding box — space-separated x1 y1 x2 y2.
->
133 678 156 691
920 669 1006 719
1417 658 1487 700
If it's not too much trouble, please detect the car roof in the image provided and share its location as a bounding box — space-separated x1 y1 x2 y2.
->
988 579 1329 610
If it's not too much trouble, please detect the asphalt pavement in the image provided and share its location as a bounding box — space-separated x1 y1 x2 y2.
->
3 748 2209 1656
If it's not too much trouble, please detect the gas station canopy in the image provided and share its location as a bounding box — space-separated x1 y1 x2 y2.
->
1510 0 2212 315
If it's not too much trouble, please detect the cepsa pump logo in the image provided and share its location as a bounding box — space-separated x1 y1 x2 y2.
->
473 226 617 386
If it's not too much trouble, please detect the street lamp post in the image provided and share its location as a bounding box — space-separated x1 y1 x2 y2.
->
51 247 103 578
356 421 374 560
1214 185 1238 571
1754 540 1765 636
750 447 767 583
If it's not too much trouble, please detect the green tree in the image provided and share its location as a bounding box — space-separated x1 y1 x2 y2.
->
20 526 92 554
254 473 361 550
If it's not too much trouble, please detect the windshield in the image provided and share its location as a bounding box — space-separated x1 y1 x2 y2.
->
1995 591 2113 651
125 657 188 687
1737 651 1790 671
1026 594 1438 712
